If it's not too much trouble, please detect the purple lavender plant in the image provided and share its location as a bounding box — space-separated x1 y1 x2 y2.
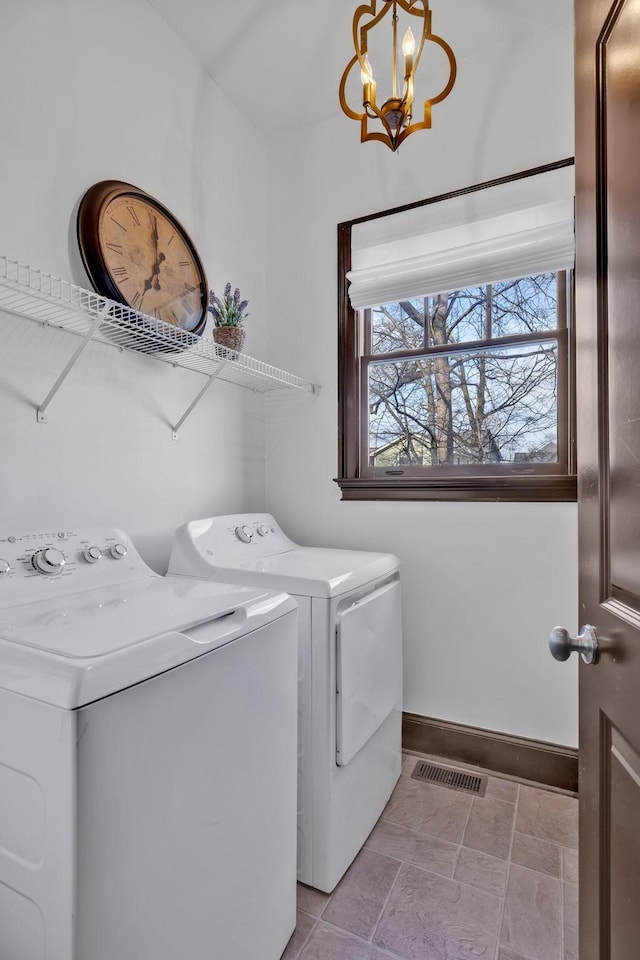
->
208 283 250 327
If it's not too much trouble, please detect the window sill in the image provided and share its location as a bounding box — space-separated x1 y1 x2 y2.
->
334 474 577 502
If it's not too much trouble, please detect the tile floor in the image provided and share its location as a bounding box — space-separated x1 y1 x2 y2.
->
282 754 578 960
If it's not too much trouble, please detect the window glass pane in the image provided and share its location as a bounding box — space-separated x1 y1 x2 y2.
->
491 273 558 335
368 341 559 467
445 287 489 344
369 274 558 355
371 300 427 353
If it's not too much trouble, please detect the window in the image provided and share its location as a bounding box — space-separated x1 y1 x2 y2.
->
337 162 576 502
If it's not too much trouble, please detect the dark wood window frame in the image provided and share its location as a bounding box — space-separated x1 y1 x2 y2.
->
336 159 577 503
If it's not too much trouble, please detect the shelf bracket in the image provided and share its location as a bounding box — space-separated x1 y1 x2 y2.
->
37 308 108 423
171 362 227 439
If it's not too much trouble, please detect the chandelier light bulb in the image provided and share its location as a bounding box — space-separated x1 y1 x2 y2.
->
402 27 416 57
361 53 375 105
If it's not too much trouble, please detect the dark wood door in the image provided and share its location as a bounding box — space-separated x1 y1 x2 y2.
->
575 1 640 958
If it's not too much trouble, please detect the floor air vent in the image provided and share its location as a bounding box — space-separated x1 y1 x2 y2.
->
410 761 487 796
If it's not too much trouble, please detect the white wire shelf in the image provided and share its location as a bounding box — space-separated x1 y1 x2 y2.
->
0 256 317 437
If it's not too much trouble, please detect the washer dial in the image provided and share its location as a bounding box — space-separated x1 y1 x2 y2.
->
235 525 253 544
110 543 128 560
0 560 11 577
32 548 66 576
83 546 103 564
256 525 269 537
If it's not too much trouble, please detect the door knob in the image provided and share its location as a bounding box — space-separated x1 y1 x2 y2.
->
549 624 598 665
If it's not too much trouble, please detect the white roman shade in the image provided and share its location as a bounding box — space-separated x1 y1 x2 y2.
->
347 166 575 311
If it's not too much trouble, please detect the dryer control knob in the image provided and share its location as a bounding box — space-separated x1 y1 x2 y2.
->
83 546 102 564
0 559 11 577
235 525 253 543
256 525 269 537
110 543 128 560
32 548 66 576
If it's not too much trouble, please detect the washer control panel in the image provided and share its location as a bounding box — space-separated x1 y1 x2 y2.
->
228 517 278 545
178 514 298 569
0 529 151 606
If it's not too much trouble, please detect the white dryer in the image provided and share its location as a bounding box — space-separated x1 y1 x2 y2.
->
168 513 403 892
0 527 298 960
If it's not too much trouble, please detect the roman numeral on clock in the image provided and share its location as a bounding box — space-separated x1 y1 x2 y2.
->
111 266 128 280
126 205 140 226
131 291 142 308
105 242 123 255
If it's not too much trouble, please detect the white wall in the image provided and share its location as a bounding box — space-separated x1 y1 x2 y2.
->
0 0 580 747
265 0 579 746
0 0 269 570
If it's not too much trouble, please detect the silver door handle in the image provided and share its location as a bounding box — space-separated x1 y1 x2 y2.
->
549 624 598 664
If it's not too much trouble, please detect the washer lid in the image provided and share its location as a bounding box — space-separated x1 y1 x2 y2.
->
173 546 400 598
0 576 295 709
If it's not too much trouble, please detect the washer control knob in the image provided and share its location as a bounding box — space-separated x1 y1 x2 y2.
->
0 560 11 577
235 525 253 544
110 543 128 560
256 525 269 537
32 548 66 576
83 546 102 564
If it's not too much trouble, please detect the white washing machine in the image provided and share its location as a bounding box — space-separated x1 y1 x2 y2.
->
0 526 298 960
168 513 403 893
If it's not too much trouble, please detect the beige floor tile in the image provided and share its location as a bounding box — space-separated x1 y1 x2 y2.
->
373 863 502 960
515 786 578 849
462 795 515 860
322 849 400 940
281 911 317 960
299 923 392 960
297 883 331 919
511 832 562 878
497 948 536 960
486 777 519 803
365 818 458 878
295 764 579 960
454 847 508 898
402 754 417 775
500 864 563 960
563 881 578 960
562 847 578 885
382 774 472 843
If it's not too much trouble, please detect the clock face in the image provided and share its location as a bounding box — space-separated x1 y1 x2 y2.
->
77 182 208 334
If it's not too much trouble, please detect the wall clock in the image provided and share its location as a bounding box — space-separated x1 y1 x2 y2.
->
77 180 208 336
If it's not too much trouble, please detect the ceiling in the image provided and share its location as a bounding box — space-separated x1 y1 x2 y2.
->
146 0 570 136
147 0 353 133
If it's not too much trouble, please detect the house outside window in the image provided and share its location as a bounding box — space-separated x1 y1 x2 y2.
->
336 161 576 502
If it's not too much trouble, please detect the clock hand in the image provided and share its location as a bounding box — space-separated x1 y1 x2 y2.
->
136 216 161 312
152 252 166 290
137 279 151 311
147 216 163 289
142 239 167 304
151 215 159 258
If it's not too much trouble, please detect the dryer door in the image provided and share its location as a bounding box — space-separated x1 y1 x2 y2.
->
336 579 402 766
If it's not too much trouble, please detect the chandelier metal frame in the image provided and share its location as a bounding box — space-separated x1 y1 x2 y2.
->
339 0 457 152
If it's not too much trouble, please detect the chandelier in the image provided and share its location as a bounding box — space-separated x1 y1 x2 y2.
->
339 0 457 152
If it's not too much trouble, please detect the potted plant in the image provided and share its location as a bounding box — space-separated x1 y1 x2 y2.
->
208 283 249 355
